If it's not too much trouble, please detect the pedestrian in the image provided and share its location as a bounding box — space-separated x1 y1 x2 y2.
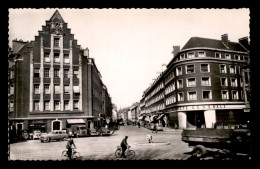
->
137 121 140 128
120 136 129 158
66 135 77 160
152 123 157 133
239 124 243 129
146 134 153 143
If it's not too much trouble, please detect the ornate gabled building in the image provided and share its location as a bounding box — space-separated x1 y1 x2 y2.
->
140 34 250 129
8 10 112 137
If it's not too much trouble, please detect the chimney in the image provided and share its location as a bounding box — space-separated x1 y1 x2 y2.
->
172 46 180 57
221 34 229 48
239 37 249 51
84 47 89 57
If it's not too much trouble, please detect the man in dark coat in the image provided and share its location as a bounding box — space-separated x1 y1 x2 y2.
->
66 136 77 160
120 136 129 158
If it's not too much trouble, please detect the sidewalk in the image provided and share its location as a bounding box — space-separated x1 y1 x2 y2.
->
162 127 182 133
141 126 182 133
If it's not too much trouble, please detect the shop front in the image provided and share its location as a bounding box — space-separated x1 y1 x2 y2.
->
28 120 46 133
166 103 247 129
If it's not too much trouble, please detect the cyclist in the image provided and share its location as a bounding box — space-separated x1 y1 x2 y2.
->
66 134 77 160
120 136 129 158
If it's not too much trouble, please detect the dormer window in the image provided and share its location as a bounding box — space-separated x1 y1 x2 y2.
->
187 52 195 59
225 54 231 59
215 52 221 58
198 51 206 57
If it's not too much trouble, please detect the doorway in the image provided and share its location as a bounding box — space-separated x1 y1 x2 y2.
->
187 111 205 128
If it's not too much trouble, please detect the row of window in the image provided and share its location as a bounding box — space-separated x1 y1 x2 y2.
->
34 68 79 79
175 64 240 76
165 83 175 95
145 82 164 101
165 90 242 105
34 100 79 111
146 93 164 107
174 77 241 89
146 103 165 114
177 51 248 61
44 53 70 63
34 84 80 94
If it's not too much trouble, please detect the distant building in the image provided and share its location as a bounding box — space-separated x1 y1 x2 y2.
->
8 10 112 137
140 34 250 129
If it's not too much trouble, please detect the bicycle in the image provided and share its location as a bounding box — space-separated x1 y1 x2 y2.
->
62 148 82 160
115 146 135 160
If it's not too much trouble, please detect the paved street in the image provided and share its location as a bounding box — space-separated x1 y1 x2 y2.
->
9 125 193 160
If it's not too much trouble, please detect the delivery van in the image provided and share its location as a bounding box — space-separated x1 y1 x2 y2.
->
68 125 88 137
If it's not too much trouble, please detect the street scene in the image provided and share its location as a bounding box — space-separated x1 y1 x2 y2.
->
10 125 191 160
8 9 252 161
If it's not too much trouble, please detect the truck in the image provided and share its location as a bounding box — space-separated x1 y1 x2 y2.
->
67 125 88 137
182 128 252 159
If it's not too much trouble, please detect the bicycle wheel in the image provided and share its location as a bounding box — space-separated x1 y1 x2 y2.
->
73 152 81 160
62 150 68 160
126 150 135 160
115 150 122 158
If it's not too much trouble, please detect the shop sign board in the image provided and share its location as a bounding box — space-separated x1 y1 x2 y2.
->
166 104 245 112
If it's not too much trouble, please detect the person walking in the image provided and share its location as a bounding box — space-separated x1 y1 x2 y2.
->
152 123 157 133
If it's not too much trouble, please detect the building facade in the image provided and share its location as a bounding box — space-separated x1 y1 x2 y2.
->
140 34 250 129
8 10 112 137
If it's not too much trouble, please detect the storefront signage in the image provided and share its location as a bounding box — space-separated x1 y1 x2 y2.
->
176 104 226 111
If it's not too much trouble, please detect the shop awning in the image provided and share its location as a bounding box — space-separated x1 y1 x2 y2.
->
157 114 165 120
67 119 85 124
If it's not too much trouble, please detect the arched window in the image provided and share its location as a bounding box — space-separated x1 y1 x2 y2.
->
52 120 62 131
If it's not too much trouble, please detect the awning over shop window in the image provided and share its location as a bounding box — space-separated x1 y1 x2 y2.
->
67 119 85 124
157 114 165 120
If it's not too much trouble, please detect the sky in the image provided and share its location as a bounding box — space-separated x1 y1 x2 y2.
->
8 8 250 108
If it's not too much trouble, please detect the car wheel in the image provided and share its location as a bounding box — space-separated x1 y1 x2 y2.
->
41 140 43 143
47 138 51 142
192 145 206 158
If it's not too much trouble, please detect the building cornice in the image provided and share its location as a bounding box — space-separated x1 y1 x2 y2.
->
179 47 248 55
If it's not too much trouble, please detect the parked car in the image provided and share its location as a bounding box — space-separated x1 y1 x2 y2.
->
39 130 68 142
29 130 42 140
88 128 99 136
97 127 111 136
119 121 124 126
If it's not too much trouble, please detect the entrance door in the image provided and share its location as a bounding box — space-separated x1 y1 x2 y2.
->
17 123 23 136
187 111 205 128
53 121 61 130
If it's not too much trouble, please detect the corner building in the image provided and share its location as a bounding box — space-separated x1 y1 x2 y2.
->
142 34 250 129
8 10 112 135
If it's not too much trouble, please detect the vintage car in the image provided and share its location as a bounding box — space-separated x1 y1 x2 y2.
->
39 130 68 142
97 127 111 136
29 130 42 140
88 128 100 136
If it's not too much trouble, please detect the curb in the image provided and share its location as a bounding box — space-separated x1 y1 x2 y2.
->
134 142 171 146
